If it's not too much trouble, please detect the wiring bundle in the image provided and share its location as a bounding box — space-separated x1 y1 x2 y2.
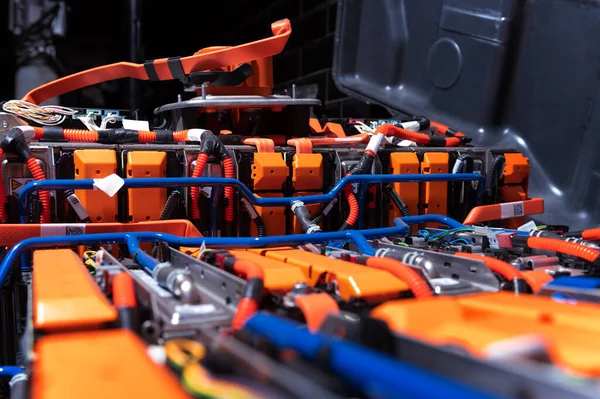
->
1 18 600 399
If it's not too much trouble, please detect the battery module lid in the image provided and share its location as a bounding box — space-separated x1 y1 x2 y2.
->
332 0 600 229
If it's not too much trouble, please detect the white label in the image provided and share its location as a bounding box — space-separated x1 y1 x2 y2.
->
518 220 537 232
431 278 460 286
400 121 421 131
130 269 172 298
174 304 217 315
500 201 525 219
398 139 416 147
201 187 212 198
186 129 210 142
122 119 150 131
66 194 90 220
19 126 36 140
93 174 124 197
8 178 34 196
351 183 359 194
366 133 385 154
40 223 86 236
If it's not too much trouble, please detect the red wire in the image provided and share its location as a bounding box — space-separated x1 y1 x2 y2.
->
222 157 236 222
343 185 359 227
26 157 51 223
190 153 209 220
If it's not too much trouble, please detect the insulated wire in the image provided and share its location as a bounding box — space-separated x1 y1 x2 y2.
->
2 99 77 125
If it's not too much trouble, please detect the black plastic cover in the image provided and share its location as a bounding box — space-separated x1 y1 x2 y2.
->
333 0 600 228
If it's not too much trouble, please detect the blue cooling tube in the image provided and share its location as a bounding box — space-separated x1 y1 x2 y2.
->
0 221 412 287
18 173 484 221
244 313 500 399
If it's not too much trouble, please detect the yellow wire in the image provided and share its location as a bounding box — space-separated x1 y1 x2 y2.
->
182 363 261 399
165 339 206 371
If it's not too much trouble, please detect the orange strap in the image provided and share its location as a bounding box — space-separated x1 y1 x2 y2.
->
309 118 325 135
0 220 201 247
463 198 544 225
23 20 291 105
307 134 369 145
243 138 275 153
287 138 313 154
294 293 340 332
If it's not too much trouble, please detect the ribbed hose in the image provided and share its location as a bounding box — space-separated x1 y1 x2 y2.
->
138 131 157 143
26 157 51 223
254 216 266 237
160 190 182 220
582 228 600 241
365 257 433 298
384 184 410 217
173 130 189 142
342 185 359 229
0 149 6 223
527 237 600 264
312 213 324 225
485 155 505 197
62 129 99 142
222 157 235 223
190 153 209 221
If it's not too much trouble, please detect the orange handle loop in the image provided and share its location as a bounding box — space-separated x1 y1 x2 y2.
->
23 19 292 105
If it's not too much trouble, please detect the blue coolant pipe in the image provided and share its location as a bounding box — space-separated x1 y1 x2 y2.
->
0 366 25 379
0 221 412 287
546 276 600 290
244 313 501 399
18 173 484 221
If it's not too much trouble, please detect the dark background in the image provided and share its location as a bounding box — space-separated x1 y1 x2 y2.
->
0 0 388 120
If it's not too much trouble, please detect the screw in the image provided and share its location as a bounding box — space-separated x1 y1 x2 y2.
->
201 83 207 100
1 121 8 129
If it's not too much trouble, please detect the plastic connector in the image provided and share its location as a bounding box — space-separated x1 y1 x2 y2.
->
2 128 33 159
291 200 321 234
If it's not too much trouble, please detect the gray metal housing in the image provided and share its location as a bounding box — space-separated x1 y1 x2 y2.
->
333 0 600 229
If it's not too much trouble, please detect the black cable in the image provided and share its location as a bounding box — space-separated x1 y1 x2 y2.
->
338 222 351 231
383 184 410 217
312 213 324 225
160 190 182 220
254 214 266 237
241 198 266 237
485 155 505 198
